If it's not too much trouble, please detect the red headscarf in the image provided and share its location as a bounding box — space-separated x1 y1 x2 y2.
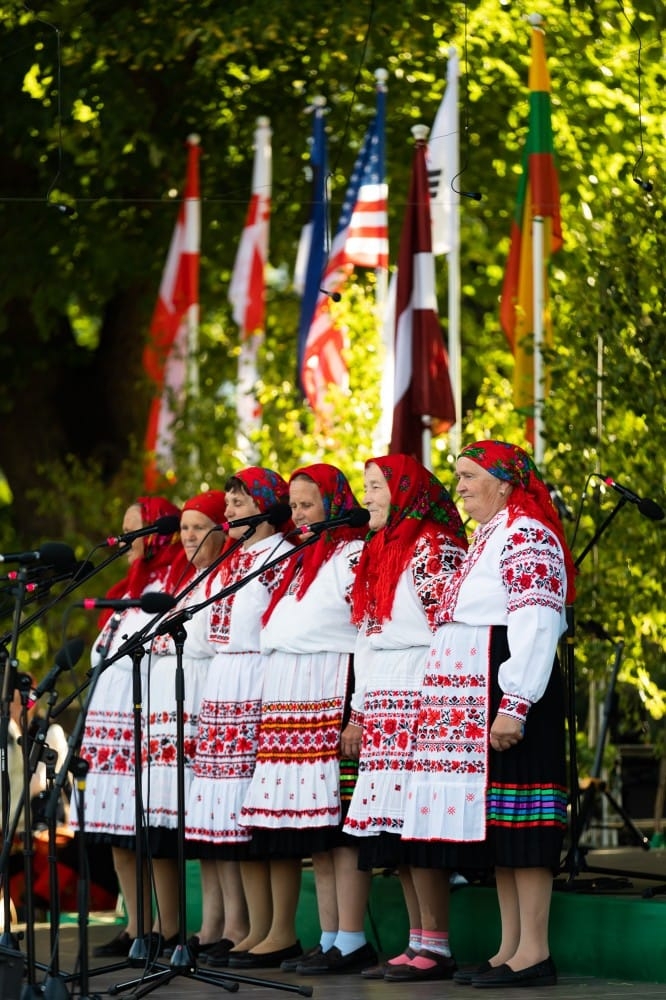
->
183 489 228 524
164 490 230 594
350 454 467 626
459 440 577 603
99 495 181 627
227 467 289 512
262 463 364 624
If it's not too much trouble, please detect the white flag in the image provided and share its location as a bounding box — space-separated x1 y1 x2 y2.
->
427 47 460 257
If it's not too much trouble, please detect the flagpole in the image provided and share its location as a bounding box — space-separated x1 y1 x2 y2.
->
532 213 545 467
413 123 433 469
446 48 462 458
373 67 390 453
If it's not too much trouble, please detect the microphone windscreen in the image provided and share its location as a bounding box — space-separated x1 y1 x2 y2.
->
348 507 371 528
141 592 177 614
267 502 293 527
638 498 665 521
154 514 181 535
38 542 77 572
55 636 86 669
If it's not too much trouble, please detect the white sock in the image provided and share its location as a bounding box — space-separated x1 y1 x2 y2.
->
333 930 367 956
320 930 337 952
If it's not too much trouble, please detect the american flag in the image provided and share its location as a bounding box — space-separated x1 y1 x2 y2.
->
300 80 388 414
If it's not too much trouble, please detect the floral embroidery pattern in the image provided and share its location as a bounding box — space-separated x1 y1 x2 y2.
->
192 698 261 780
502 526 565 613
411 638 488 777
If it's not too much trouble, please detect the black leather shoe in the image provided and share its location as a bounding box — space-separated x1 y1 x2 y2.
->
228 942 303 969
92 930 133 958
453 960 492 985
281 943 322 972
361 947 418 979
202 938 235 967
383 949 457 982
471 956 557 988
296 942 377 975
360 961 390 980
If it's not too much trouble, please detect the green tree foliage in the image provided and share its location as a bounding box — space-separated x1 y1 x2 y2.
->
0 1 663 755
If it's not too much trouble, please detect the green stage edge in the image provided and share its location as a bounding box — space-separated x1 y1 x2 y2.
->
95 862 666 985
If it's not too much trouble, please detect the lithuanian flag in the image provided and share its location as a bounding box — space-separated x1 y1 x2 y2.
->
500 21 562 435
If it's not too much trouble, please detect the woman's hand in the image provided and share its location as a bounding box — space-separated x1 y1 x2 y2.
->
489 713 525 752
340 722 363 760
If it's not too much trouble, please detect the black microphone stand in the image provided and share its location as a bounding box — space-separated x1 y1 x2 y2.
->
102 532 250 673
147 528 326 644
0 564 31 959
0 543 130 650
37 715 70 1000
43 612 129 1000
0 678 72 999
107 528 316 1000
40 536 254 988
558 494 658 891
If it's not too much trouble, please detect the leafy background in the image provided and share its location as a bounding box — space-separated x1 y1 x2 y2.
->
0 1 664 787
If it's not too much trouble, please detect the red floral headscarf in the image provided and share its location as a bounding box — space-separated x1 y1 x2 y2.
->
350 454 467 625
227 467 289 512
99 495 181 627
459 440 577 602
262 463 363 624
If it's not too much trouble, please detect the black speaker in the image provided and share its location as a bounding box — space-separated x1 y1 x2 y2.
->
0 947 23 1000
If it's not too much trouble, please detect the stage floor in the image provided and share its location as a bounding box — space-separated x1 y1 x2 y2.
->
3 845 666 998
6 921 664 1000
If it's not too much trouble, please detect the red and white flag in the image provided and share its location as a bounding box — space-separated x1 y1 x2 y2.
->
389 127 455 464
143 135 201 490
229 117 271 459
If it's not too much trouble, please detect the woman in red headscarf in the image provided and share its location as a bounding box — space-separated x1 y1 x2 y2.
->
73 496 182 960
140 489 230 959
185 467 294 968
402 441 576 989
235 463 367 972
320 454 467 980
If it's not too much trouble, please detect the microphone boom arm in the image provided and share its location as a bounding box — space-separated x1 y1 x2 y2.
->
148 530 321 642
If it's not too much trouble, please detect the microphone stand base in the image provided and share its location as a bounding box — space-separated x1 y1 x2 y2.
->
42 973 70 1000
0 946 22 1000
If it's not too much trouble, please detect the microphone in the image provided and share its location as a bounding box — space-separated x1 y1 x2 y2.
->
296 507 371 535
0 541 76 571
547 483 574 522
105 514 181 547
28 636 86 706
77 593 177 613
319 287 342 302
598 475 664 521
221 502 292 532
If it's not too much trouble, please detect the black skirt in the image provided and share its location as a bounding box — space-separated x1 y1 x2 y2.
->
402 625 568 874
